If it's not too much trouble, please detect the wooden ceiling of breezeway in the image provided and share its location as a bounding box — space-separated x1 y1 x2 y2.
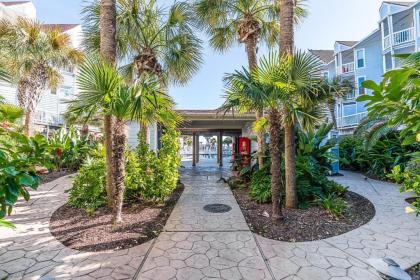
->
176 110 256 136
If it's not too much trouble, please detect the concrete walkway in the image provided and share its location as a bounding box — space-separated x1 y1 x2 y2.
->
1 168 419 280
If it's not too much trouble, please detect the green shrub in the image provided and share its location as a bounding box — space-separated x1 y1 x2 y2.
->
67 152 106 212
339 132 418 180
249 163 272 203
388 156 420 215
315 194 348 218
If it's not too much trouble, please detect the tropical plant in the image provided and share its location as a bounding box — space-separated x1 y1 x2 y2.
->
0 66 10 83
83 0 202 85
0 130 50 228
315 194 348 218
222 51 325 220
249 162 272 203
357 52 419 147
0 18 83 136
196 0 306 169
388 155 420 215
48 126 97 171
71 56 164 225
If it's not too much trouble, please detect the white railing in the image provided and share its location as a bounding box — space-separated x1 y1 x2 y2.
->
345 90 356 100
34 111 64 126
383 27 415 50
340 62 355 75
393 27 415 46
337 112 368 128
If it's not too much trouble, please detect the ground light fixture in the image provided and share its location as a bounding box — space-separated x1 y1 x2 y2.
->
368 258 411 280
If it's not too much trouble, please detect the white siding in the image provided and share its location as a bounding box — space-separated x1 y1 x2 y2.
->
0 82 17 104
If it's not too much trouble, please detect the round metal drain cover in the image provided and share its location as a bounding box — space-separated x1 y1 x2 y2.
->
203 204 232 213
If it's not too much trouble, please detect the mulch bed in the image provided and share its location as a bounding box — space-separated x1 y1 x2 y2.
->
50 183 184 252
232 187 375 242
40 169 75 184
408 263 420 280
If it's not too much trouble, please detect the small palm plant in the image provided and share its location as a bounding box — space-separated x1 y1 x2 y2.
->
70 56 170 224
0 18 84 136
222 51 324 221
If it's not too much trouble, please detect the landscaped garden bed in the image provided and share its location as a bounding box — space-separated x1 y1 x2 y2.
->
232 186 375 242
408 263 420 280
50 182 184 252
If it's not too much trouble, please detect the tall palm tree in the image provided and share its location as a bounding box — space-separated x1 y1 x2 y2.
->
223 51 324 221
196 0 303 169
71 57 164 224
279 0 296 208
0 66 10 83
100 0 117 208
84 0 202 141
0 18 83 136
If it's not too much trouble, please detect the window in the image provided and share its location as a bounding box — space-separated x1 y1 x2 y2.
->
322 71 329 80
60 86 73 98
50 88 57 95
356 49 365 68
357 76 366 95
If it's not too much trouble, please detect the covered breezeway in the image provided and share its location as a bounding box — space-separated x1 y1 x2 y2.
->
176 110 256 167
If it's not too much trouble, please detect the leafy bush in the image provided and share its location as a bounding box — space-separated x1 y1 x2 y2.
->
315 194 348 218
67 147 106 212
247 124 348 208
69 127 182 211
339 132 418 180
0 129 49 227
249 163 272 203
388 155 420 215
48 126 97 171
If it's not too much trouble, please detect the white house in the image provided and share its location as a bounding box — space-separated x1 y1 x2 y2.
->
0 1 82 134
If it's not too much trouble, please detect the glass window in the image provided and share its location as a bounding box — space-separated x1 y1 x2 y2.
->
356 49 365 68
322 71 329 80
50 88 57 95
60 86 73 97
357 77 366 95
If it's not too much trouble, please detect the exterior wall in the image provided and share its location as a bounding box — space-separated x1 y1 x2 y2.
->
0 2 36 21
241 122 258 153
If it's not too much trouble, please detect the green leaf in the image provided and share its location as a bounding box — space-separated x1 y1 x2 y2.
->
3 166 18 176
362 80 380 91
20 187 30 201
0 219 16 229
18 174 35 186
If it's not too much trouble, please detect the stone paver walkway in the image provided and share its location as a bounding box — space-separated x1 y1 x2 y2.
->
0 175 152 280
136 167 273 279
1 168 419 280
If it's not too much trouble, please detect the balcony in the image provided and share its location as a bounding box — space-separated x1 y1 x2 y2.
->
338 62 354 75
337 112 368 128
383 27 415 50
34 111 64 126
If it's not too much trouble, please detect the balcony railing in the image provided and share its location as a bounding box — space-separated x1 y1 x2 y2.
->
383 27 415 50
337 112 368 128
339 62 354 75
34 111 64 126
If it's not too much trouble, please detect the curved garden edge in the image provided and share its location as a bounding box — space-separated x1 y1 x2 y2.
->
0 174 155 280
252 170 420 274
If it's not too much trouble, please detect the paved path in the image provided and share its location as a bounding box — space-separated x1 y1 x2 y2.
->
1 168 419 280
0 175 152 280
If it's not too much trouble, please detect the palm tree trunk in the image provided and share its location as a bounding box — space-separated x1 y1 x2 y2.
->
269 109 283 221
139 120 150 144
328 101 338 129
100 0 117 209
104 115 114 207
23 104 34 136
245 40 265 169
284 124 296 208
112 118 126 225
280 0 297 209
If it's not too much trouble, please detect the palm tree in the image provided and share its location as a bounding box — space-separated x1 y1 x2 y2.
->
195 0 306 169
0 66 10 83
0 18 83 136
84 0 202 142
319 77 352 129
279 0 296 208
71 57 164 224
223 51 324 221
100 0 117 208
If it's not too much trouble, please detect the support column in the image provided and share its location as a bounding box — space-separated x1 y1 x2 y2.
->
218 131 223 167
196 134 200 163
192 133 196 167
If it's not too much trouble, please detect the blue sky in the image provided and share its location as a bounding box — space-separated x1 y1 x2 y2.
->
29 0 410 109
